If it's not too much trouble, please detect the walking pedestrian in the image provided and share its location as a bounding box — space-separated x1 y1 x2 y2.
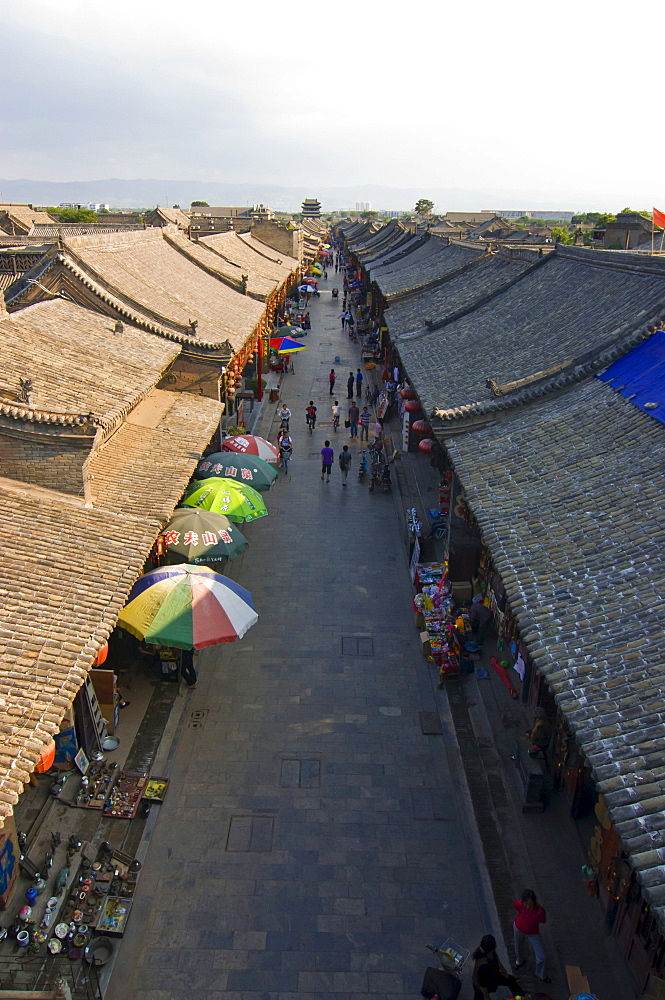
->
329 368 336 395
348 402 360 438
304 311 311 331
347 372 354 399
340 311 347 330
338 445 352 485
334 261 338 273
359 406 371 440
471 934 522 1000
180 648 198 689
355 367 363 397
513 889 549 982
347 312 355 334
320 440 334 482
374 416 384 448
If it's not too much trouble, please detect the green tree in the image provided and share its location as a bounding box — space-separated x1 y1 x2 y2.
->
191 200 209 207
415 198 434 217
53 208 98 223
621 207 650 218
550 227 572 244
360 210 378 220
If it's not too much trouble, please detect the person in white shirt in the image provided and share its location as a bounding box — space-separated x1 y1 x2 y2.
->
331 400 341 431
279 404 291 431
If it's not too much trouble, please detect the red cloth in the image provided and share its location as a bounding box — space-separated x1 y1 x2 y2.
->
514 899 547 934
654 207 665 229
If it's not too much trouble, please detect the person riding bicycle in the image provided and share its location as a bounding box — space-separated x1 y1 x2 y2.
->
331 400 340 432
278 403 291 431
279 432 293 472
305 401 317 431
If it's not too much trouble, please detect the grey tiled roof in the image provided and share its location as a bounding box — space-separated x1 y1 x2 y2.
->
375 240 486 299
388 249 534 336
397 246 665 416
444 377 665 927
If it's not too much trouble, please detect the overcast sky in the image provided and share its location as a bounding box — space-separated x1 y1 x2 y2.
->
2 0 664 211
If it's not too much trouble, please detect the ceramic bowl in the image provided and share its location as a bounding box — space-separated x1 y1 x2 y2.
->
16 930 30 947
46 896 59 910
48 939 62 954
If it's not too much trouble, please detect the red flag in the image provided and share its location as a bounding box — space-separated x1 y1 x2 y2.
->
653 207 665 229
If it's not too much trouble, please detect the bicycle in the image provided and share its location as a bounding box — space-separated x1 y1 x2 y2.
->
280 448 291 474
332 411 340 432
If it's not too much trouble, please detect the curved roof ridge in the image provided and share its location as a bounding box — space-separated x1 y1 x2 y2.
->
59 255 232 352
431 323 657 424
163 230 247 295
558 244 665 278
0 398 96 426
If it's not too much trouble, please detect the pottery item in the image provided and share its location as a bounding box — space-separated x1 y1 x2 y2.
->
25 888 38 904
73 932 87 947
73 910 83 923
16 930 30 946
84 937 115 966
48 939 62 954
54 922 69 939
18 906 32 921
78 924 88 934
68 945 82 960
46 896 59 910
101 735 120 751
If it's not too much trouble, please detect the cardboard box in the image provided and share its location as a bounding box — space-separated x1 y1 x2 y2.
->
420 631 432 657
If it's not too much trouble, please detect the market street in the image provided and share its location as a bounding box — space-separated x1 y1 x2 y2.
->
107 273 497 1000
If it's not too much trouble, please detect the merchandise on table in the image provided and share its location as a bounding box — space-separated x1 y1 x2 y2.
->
103 771 149 819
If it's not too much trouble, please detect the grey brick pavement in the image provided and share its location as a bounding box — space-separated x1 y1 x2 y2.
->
107 276 497 1000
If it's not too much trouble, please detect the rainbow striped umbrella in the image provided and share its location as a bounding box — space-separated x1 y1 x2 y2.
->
117 564 258 649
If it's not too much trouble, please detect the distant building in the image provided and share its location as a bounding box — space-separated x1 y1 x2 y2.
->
301 198 321 218
251 204 275 222
355 201 372 212
603 212 653 250
58 202 111 212
488 210 575 222
189 206 253 235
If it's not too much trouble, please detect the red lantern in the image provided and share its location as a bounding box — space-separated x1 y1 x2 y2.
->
404 400 421 413
411 419 431 435
399 387 415 400
418 437 435 453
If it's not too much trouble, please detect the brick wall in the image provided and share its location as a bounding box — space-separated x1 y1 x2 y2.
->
251 222 302 262
0 431 88 495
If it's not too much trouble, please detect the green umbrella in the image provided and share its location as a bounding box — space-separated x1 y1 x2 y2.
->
194 452 277 493
182 478 268 523
161 508 248 563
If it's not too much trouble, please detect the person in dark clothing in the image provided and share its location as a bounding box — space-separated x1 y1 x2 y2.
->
347 372 355 399
180 648 197 688
471 934 522 1000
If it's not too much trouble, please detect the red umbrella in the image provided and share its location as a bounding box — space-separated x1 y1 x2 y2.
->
221 435 279 465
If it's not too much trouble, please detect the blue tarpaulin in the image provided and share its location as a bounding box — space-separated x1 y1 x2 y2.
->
597 329 665 425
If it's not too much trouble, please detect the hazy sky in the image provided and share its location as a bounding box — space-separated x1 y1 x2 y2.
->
2 0 664 210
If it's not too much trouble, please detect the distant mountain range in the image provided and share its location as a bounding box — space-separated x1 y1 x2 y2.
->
0 178 577 214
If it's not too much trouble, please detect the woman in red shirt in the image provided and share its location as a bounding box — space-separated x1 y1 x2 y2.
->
513 888 550 982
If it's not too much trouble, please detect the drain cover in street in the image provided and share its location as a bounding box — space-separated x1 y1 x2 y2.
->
420 711 443 734
280 758 321 788
341 636 374 656
226 815 274 851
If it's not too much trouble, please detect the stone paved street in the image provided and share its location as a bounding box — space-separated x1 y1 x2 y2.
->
107 276 497 1000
